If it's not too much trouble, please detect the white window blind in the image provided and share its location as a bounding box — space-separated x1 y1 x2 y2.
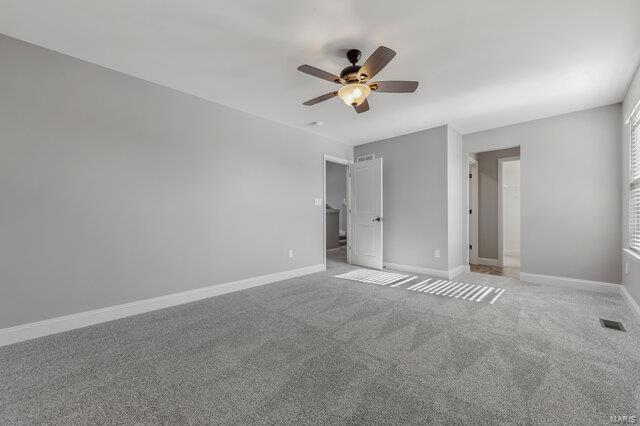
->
630 109 640 252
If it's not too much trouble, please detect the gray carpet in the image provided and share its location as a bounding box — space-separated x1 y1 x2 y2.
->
1 256 639 424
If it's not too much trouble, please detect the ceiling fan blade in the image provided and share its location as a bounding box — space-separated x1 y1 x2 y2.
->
354 99 370 114
303 91 338 106
358 46 396 80
370 81 419 93
297 65 344 84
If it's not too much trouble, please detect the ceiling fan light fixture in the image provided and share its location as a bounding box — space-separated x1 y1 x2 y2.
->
338 83 371 106
298 46 417 113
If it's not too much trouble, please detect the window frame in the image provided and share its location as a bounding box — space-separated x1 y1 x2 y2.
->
630 107 640 253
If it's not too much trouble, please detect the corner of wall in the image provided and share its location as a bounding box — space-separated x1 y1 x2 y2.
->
446 125 467 270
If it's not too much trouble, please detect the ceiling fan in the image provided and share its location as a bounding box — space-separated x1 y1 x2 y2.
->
297 46 418 114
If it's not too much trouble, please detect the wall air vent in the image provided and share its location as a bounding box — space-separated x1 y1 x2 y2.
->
356 154 375 162
599 318 626 332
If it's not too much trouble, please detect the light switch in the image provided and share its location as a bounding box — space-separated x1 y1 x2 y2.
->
314 198 322 206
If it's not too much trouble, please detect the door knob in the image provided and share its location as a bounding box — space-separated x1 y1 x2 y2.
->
372 217 381 222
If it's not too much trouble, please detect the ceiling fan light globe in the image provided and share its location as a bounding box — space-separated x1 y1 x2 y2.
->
338 83 370 106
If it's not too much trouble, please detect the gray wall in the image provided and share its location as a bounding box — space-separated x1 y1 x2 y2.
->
325 162 347 231
0 35 352 329
476 147 521 260
354 126 449 271
464 104 622 284
622 63 640 303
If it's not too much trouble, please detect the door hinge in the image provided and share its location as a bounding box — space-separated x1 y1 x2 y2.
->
469 244 472 250
469 173 472 179
469 209 472 214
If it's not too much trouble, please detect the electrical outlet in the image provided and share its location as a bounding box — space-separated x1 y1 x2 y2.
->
288 249 293 259
314 198 322 206
434 250 440 258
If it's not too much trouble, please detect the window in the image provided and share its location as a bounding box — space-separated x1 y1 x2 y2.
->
630 107 640 252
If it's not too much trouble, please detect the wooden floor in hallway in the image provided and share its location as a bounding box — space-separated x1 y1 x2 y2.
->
470 263 520 279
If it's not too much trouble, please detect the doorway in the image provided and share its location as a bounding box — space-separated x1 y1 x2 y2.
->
467 147 520 278
323 155 384 271
324 155 350 269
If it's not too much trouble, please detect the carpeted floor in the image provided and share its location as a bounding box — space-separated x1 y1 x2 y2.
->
1 256 639 424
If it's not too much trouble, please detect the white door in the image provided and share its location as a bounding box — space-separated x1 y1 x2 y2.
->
350 158 383 269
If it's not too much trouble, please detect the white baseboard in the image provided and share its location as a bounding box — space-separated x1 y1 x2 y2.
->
384 262 449 279
477 257 501 267
621 286 640 320
448 265 470 279
503 250 520 257
0 264 325 348
383 262 468 280
519 272 621 294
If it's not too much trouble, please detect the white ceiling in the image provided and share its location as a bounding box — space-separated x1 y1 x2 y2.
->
1 1 640 145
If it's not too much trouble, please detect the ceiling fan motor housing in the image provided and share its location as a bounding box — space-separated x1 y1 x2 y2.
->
340 65 363 82
341 49 367 82
346 49 361 64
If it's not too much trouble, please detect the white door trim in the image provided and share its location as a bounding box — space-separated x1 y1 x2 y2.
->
467 160 479 265
323 154 352 268
498 156 520 268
